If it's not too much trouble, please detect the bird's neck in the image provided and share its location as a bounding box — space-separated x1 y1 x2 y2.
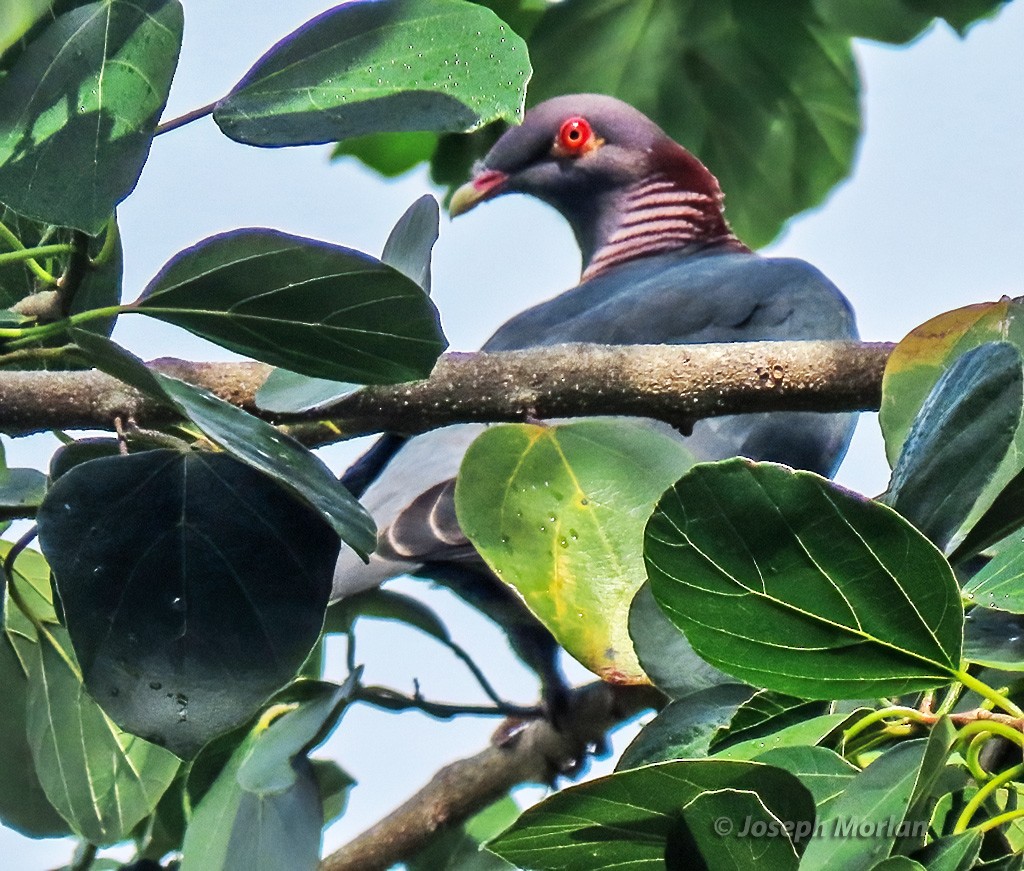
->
578 172 749 281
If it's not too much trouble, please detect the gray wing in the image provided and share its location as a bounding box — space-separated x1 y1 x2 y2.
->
333 250 857 600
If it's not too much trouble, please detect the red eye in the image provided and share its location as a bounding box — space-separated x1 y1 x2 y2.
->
558 117 593 153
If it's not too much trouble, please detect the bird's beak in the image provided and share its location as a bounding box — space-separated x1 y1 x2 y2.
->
449 169 509 217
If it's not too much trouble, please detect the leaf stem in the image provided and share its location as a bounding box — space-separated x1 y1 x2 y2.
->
843 705 930 746
89 217 119 268
155 101 217 136
0 305 126 346
70 841 98 871
0 243 74 270
955 669 1024 718
956 719 1024 751
973 805 1024 834
0 219 61 285
954 761 1024 833
964 732 992 782
0 344 82 369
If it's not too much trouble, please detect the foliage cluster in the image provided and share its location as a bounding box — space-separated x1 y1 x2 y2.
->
0 1 1019 869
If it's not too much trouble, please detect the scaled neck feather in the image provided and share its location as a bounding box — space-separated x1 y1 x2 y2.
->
581 146 749 281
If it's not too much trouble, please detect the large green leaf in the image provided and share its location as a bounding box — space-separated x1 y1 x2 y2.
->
255 195 439 414
456 419 695 683
646 460 963 698
523 0 859 248
755 746 857 813
710 691 829 756
962 608 1024 671
213 0 530 147
883 341 1023 552
0 0 182 234
813 0 1008 42
486 758 814 869
25 625 179 843
132 228 446 384
180 680 354 871
36 450 340 758
72 330 376 555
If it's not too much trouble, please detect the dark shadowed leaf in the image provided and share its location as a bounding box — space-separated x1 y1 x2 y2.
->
616 684 753 770
214 0 529 147
0 0 182 233
487 759 814 869
456 419 695 683
325 588 450 641
180 679 355 871
962 608 1024 670
132 228 446 383
25 626 179 843
884 342 1022 552
952 465 1024 563
646 460 963 698
628 581 734 697
71 330 377 556
524 0 859 248
908 830 983 870
36 450 340 757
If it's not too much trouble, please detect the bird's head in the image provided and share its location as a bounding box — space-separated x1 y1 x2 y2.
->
450 94 742 276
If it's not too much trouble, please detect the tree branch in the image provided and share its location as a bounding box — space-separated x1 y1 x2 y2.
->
0 340 892 440
321 681 664 871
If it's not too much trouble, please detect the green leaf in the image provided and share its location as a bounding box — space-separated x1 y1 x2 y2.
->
713 711 864 762
909 830 983 871
800 737 943 871
36 450 340 758
881 301 1024 552
883 342 1023 551
628 581 734 698
0 632 69 836
486 759 814 869
754 746 857 812
0 0 54 54
333 130 439 178
133 228 446 384
26 626 179 843
711 691 828 755
71 330 377 556
0 465 45 519
646 459 963 698
952 465 1024 563
180 679 355 871
813 0 1008 42
678 788 800 869
213 0 530 147
381 194 439 293
311 759 354 827
456 419 695 682
0 0 182 234
616 684 753 769
524 0 859 247
964 533 1024 613
255 195 439 414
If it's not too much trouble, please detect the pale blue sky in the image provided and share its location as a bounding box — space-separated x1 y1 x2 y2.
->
2 1 1023 866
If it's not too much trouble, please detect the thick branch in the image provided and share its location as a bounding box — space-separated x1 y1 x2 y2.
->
321 682 663 871
0 341 891 440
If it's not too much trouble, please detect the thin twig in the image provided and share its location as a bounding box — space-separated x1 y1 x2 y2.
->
355 684 541 720
155 101 217 136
